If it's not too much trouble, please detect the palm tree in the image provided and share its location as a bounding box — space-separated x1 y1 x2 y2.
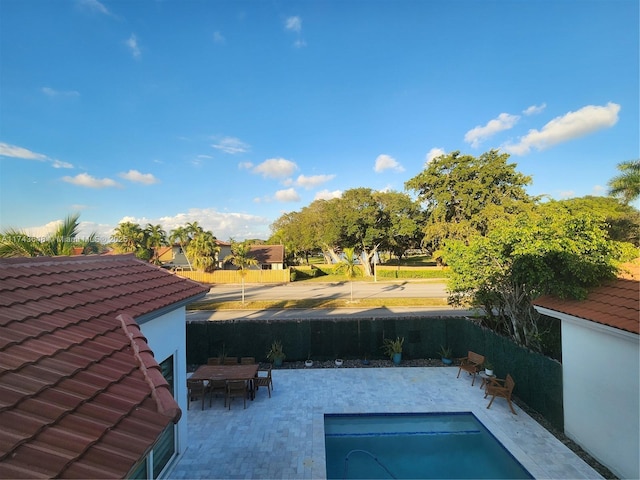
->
223 240 258 304
186 230 219 272
113 222 143 254
608 159 640 204
169 226 193 270
334 247 361 302
0 213 86 258
145 224 167 264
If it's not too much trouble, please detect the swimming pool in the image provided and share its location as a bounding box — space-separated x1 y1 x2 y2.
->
324 412 533 479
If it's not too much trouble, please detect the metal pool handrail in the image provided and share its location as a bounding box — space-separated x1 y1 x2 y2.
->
343 449 397 479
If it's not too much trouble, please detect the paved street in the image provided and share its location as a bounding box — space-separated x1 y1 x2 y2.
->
187 281 479 321
197 280 448 302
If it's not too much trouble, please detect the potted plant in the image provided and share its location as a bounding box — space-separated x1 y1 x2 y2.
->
334 358 343 367
382 336 404 365
484 359 494 376
266 340 286 367
438 345 453 365
305 351 313 368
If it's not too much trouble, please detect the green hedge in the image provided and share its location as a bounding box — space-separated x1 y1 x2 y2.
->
186 316 563 429
376 269 450 279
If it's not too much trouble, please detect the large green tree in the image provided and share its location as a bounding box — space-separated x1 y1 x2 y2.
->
445 208 622 350
405 150 534 251
186 230 219 272
608 159 640 204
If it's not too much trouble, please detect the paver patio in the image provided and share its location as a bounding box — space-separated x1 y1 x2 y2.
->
168 367 602 479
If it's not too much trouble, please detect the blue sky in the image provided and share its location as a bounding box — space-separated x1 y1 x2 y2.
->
1 0 638 242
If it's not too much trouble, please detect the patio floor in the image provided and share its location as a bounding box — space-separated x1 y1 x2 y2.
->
167 367 602 479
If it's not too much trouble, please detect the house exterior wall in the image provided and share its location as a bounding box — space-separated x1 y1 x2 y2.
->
559 314 639 479
138 307 188 466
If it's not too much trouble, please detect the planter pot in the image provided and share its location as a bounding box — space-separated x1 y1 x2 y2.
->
442 357 453 365
305 360 313 368
485 369 494 376
273 358 284 368
335 359 343 367
392 353 402 365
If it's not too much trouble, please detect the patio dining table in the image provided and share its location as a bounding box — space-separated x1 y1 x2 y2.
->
190 364 259 400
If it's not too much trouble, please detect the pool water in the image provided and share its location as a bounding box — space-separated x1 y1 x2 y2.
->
324 412 533 479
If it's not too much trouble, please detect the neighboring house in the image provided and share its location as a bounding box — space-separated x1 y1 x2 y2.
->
220 244 285 271
157 244 191 270
0 254 208 478
533 268 639 480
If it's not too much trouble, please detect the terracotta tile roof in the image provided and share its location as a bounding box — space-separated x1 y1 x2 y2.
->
0 254 208 478
534 277 639 335
249 245 284 264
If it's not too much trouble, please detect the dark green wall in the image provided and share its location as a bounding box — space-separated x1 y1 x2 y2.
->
186 316 563 429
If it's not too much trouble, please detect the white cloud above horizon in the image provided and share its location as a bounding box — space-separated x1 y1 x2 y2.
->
211 136 250 154
77 0 112 16
0 142 74 168
126 34 141 59
213 31 226 44
374 154 404 173
252 158 298 179
285 16 302 33
62 173 121 188
502 102 620 155
119 169 159 185
464 113 520 148
285 174 336 189
41 87 80 98
523 103 546 115
314 189 342 201
426 148 446 163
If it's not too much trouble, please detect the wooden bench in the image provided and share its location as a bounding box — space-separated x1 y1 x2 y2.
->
456 351 485 386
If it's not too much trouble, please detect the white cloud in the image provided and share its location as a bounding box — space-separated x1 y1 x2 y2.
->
41 87 80 97
274 188 301 202
293 174 335 189
464 113 520 148
592 185 606 196
284 16 306 47
285 16 302 32
77 0 112 16
238 161 254 170
374 154 404 173
0 142 47 161
126 34 141 59
426 148 446 164
252 158 298 178
523 103 546 116
62 173 121 188
51 159 74 169
211 136 250 154
0 142 75 168
558 190 575 199
502 102 621 155
213 31 226 44
119 169 159 185
314 189 343 201
155 208 271 241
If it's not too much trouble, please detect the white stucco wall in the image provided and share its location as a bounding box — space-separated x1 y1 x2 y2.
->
551 311 639 479
138 307 188 458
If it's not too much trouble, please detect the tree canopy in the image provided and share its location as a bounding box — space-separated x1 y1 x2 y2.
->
608 159 640 204
405 150 534 250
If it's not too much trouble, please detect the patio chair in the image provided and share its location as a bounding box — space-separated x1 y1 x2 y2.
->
484 374 517 415
209 379 227 405
457 351 485 386
240 356 256 364
223 356 239 365
187 379 210 410
254 365 273 398
226 379 249 409
207 357 221 365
